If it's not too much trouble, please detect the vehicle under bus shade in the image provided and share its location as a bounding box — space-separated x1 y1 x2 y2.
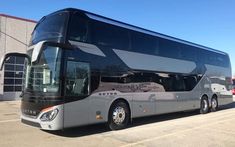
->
0 8 233 130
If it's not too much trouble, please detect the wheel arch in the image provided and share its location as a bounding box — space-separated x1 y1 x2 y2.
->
200 94 209 101
200 94 209 107
212 93 218 99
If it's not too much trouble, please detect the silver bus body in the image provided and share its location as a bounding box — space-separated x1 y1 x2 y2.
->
1 8 232 130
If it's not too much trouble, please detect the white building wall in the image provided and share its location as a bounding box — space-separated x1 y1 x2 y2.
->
0 14 36 100
0 16 6 99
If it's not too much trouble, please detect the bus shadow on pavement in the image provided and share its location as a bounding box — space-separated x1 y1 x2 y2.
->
45 123 109 137
132 102 235 128
47 102 235 138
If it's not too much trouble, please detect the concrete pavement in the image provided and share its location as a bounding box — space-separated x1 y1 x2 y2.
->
0 100 235 147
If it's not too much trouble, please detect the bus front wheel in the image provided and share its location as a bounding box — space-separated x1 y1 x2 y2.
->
108 101 130 130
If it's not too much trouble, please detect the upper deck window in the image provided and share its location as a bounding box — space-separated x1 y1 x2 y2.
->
90 20 129 49
68 12 129 50
30 12 68 45
130 31 159 55
68 13 89 43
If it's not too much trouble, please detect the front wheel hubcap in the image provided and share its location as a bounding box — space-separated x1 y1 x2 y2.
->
112 107 126 125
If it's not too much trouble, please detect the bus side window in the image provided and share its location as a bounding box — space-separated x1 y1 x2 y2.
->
65 61 90 96
68 13 89 43
90 20 129 49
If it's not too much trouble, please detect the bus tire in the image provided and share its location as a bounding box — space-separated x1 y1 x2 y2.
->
200 96 209 114
211 96 218 112
108 101 130 130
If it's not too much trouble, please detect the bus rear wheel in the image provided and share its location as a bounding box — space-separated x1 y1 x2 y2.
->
211 96 218 112
108 101 130 130
200 96 209 114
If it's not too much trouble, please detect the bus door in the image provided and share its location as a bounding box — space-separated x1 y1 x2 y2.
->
63 60 91 128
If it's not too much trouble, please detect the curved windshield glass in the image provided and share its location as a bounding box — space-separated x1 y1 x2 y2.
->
25 46 62 93
30 12 68 45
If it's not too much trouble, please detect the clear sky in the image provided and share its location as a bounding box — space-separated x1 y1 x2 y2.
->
1 0 235 75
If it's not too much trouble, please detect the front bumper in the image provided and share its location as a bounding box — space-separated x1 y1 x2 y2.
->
21 105 64 130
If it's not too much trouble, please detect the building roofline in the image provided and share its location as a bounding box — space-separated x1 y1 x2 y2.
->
0 14 37 23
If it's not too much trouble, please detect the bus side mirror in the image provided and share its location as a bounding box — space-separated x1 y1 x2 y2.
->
0 53 31 70
32 41 46 63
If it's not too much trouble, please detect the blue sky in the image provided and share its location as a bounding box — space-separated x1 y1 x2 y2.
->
1 0 235 75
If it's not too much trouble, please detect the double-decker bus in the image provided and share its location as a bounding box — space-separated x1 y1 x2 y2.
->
0 8 233 130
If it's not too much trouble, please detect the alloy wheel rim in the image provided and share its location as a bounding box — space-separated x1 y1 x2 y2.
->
212 99 217 109
112 106 126 125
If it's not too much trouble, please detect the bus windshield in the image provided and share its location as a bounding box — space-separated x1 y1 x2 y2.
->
25 46 62 93
30 12 68 45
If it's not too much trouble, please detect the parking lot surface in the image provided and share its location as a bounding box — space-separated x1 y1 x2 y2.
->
0 100 235 147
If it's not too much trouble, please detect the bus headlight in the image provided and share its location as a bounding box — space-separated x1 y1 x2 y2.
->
40 109 59 121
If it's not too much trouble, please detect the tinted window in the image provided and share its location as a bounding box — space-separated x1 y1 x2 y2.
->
159 39 181 59
15 72 23 78
200 50 229 67
5 56 15 63
184 75 198 91
16 57 25 64
68 13 89 43
91 21 129 49
130 31 159 54
31 12 68 45
4 72 14 77
100 72 200 92
4 79 14 84
90 73 100 92
216 53 230 67
65 61 90 96
4 86 14 92
15 79 23 84
15 65 24 71
4 56 25 92
180 45 197 61
15 86 22 91
5 65 14 70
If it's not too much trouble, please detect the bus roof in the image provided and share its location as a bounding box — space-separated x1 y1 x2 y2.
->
47 8 228 56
